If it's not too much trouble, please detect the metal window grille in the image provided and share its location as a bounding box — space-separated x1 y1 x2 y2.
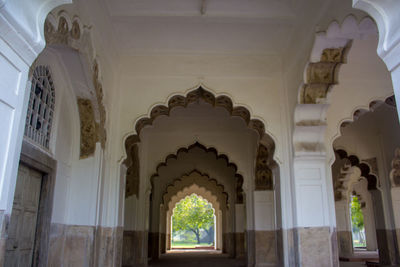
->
24 66 55 149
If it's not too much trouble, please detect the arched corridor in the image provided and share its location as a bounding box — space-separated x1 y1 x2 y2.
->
2 1 400 267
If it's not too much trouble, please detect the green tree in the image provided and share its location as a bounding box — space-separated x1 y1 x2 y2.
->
172 194 214 244
350 196 364 232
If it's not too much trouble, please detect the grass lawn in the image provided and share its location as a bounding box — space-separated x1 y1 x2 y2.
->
171 241 213 248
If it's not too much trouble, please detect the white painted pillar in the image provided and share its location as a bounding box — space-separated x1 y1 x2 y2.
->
293 156 334 266
335 200 353 257
253 190 276 266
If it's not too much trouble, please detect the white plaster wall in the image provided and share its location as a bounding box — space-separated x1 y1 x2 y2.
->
326 36 394 154
115 57 286 167
253 191 275 231
28 47 105 227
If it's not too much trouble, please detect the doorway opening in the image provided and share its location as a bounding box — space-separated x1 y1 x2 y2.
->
349 195 366 249
171 194 215 250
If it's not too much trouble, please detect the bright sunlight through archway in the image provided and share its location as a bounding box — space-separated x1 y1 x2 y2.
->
171 194 216 249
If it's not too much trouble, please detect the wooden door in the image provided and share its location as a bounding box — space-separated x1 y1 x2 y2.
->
5 164 42 267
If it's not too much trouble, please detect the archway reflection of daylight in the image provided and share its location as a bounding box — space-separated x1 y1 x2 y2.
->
171 194 216 250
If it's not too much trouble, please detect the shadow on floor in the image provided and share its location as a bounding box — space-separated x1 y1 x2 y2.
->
149 250 246 267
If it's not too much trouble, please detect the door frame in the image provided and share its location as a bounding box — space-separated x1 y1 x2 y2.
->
15 139 57 266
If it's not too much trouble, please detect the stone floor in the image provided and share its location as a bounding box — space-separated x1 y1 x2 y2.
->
148 250 246 267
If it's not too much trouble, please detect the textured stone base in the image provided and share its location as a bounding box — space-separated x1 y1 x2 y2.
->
166 233 171 250
148 232 159 259
397 228 400 258
337 231 352 258
297 227 333 267
48 224 122 267
222 232 235 256
123 230 148 266
0 210 9 267
160 233 166 254
376 229 399 265
246 230 255 266
49 224 95 267
254 230 277 266
235 233 245 258
94 226 123 267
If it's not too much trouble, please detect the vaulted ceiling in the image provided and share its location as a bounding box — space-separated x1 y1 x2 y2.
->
84 0 340 71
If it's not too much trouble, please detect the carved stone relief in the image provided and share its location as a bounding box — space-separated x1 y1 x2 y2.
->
77 98 97 158
390 148 400 187
45 12 107 153
126 144 140 198
92 60 107 149
236 175 244 204
133 87 269 142
334 149 378 201
301 47 347 104
255 144 273 190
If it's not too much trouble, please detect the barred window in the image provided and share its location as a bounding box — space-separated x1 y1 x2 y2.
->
24 66 55 149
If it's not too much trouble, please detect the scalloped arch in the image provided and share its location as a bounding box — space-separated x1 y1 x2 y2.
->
335 149 378 192
162 170 229 210
168 187 220 215
151 142 244 203
134 86 268 140
337 95 395 133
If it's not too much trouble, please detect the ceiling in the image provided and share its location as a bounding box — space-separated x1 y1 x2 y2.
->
95 0 332 60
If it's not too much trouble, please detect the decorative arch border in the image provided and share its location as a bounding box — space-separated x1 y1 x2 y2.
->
336 95 395 131
162 170 229 210
134 86 268 140
167 187 220 215
43 10 107 157
150 142 244 204
293 15 378 154
123 86 276 176
331 96 396 198
334 149 378 202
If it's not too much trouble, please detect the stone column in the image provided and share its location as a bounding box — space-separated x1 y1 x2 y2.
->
159 205 166 254
293 157 336 267
370 189 398 265
361 204 377 251
234 204 245 257
335 200 353 258
253 190 276 266
166 210 171 251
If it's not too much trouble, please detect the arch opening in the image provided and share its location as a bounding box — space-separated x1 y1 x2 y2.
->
170 193 217 250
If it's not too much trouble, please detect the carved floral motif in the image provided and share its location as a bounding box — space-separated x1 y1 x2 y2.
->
126 144 140 198
301 47 347 104
255 144 273 190
77 98 97 158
